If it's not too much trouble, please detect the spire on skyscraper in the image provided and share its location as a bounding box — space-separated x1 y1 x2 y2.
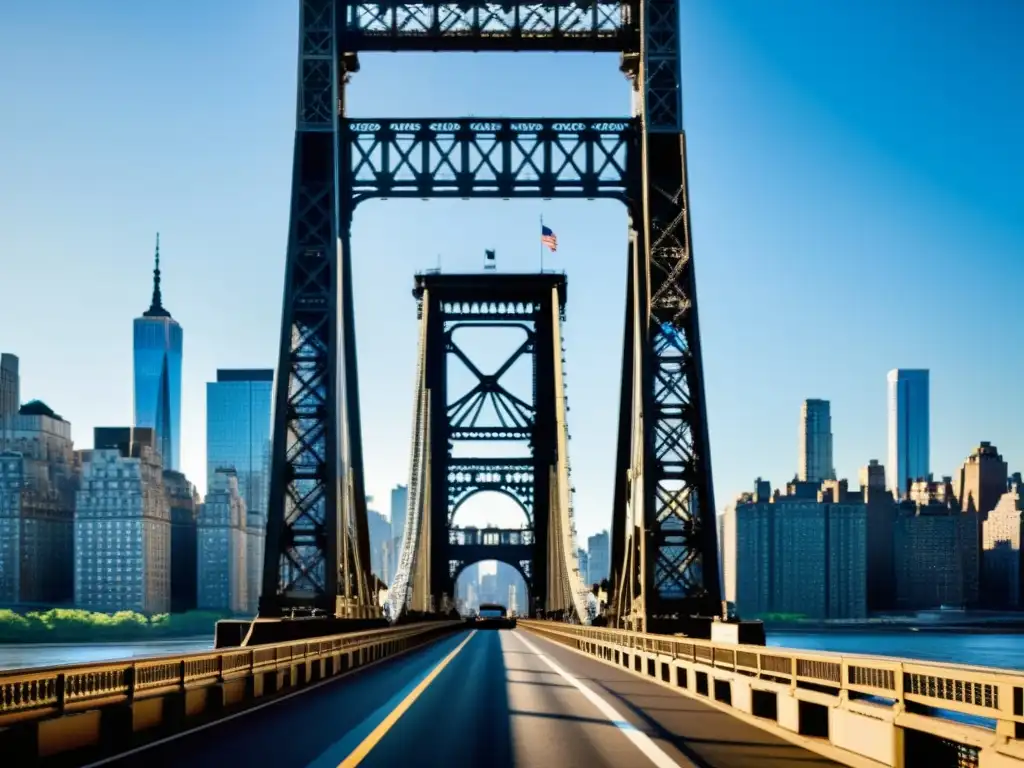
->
143 232 171 318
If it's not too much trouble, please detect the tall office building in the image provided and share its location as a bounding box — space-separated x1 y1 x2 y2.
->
0 353 18 419
587 530 610 586
894 480 978 609
197 469 248 613
366 502 391 583
206 369 273 515
886 369 930 497
133 235 183 471
954 442 1008 519
982 479 1024 609
798 399 834 483
75 428 171 613
206 369 272 611
164 470 199 613
0 401 78 605
576 547 590 587
734 478 867 620
390 484 408 557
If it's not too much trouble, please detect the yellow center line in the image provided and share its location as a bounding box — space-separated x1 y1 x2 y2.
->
336 630 478 768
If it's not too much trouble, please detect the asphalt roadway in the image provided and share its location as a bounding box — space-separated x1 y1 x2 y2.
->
70 629 843 768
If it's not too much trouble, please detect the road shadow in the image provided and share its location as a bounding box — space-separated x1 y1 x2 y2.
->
357 628 516 768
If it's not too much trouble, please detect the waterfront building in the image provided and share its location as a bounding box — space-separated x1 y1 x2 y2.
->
0 401 78 605
886 369 929 497
133 235 183 471
734 478 867 620
954 442 1008 519
164 470 199 613
981 478 1024 609
893 478 979 609
197 469 248 613
860 460 898 611
74 428 170 613
798 399 835 484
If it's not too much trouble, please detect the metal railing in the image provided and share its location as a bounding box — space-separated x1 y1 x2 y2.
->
519 620 1024 763
0 622 456 727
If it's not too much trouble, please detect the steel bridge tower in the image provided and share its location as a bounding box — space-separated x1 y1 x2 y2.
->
261 0 722 633
417 272 565 616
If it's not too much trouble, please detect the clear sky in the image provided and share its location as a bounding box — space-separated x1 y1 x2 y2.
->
1 1 1021 541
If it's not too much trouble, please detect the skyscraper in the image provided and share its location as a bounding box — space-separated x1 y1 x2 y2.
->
887 369 930 497
133 235 183 471
206 369 273 515
207 369 272 613
587 530 610 586
0 353 19 450
390 484 408 557
798 399 834 483
0 353 18 417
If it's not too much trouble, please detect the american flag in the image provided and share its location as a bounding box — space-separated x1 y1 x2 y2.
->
541 224 558 252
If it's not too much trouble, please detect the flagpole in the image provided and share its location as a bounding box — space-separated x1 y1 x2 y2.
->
539 213 544 273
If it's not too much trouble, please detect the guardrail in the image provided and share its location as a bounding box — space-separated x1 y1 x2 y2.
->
519 620 1024 768
0 621 462 761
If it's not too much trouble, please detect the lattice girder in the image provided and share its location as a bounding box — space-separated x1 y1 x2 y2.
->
345 118 636 201
445 328 536 439
446 459 536 525
338 1 635 52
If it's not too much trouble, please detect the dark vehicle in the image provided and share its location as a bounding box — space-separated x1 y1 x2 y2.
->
475 603 516 629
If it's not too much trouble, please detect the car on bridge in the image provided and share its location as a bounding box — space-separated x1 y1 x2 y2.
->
472 603 516 629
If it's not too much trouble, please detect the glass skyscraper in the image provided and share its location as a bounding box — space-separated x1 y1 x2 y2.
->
798 399 835 484
206 369 273 517
887 369 930 497
133 234 183 471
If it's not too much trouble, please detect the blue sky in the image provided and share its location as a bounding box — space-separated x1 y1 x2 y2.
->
0 1 1021 540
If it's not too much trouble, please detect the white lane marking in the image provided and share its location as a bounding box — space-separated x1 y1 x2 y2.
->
79 636 452 768
515 632 690 768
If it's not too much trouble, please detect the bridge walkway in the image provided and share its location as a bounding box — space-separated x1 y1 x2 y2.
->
54 629 840 768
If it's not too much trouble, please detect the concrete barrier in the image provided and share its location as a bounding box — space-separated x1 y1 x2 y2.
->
0 621 462 762
520 620 1024 768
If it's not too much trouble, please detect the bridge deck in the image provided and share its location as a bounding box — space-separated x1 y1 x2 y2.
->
55 629 840 768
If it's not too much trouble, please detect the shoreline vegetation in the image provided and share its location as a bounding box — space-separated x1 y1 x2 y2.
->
0 609 234 644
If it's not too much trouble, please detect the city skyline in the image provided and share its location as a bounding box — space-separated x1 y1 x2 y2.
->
1 2 1021 539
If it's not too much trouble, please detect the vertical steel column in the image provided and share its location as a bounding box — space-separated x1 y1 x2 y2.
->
634 0 722 626
261 0 374 616
425 292 449 607
531 290 556 616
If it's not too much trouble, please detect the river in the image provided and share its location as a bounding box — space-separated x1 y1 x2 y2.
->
0 631 1021 672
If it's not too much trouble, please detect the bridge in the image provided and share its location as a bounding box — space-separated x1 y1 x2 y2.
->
260 0 718 637
2 1 1023 767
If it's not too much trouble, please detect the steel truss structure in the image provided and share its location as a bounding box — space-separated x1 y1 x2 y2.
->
262 0 721 630
338 1 634 52
415 273 564 611
345 118 634 200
